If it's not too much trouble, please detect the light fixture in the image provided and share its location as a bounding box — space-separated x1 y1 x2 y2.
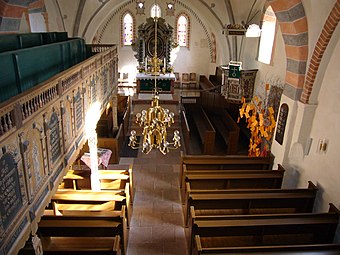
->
246 24 261 37
128 16 181 155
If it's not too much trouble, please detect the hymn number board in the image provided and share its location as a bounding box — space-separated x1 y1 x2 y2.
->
275 103 289 145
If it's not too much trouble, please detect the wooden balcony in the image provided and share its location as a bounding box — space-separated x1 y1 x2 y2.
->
0 44 118 254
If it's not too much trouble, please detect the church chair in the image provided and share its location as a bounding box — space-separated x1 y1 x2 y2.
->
189 72 198 89
181 73 190 89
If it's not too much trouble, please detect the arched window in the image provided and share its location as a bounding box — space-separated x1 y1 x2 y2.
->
151 4 161 18
258 6 277 64
177 15 188 47
123 13 133 46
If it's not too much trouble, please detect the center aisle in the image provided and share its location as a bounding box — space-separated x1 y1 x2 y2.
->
123 147 188 255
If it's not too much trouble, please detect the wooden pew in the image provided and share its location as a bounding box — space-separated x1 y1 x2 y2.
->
183 104 216 154
193 241 340 255
63 169 129 191
63 164 134 203
180 152 274 187
51 187 132 227
40 209 127 254
184 181 318 226
199 75 215 91
181 166 285 202
190 203 340 254
41 236 122 255
208 110 239 155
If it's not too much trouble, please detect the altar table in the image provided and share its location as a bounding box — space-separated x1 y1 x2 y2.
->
136 73 175 94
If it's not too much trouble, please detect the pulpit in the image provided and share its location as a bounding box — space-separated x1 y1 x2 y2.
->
220 65 258 103
136 73 175 94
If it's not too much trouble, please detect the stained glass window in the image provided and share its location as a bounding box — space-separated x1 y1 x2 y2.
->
151 4 161 18
123 13 133 46
177 15 187 47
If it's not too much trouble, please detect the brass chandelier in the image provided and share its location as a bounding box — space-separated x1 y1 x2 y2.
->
128 16 181 155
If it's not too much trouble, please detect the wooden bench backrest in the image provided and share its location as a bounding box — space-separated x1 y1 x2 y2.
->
38 218 123 237
181 151 274 169
193 237 340 255
41 236 121 255
180 152 275 187
189 204 339 254
184 181 318 225
185 168 285 189
192 205 340 248
199 75 215 90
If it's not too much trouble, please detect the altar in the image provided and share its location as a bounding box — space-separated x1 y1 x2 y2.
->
136 73 175 94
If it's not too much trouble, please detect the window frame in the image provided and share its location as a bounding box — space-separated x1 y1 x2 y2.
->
177 14 189 48
122 12 134 46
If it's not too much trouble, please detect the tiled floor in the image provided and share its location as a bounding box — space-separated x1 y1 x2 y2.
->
122 89 188 254
120 147 188 255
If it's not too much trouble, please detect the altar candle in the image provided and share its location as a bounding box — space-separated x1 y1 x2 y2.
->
164 58 166 69
145 57 148 66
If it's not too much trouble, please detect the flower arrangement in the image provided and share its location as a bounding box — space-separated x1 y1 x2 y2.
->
238 84 276 157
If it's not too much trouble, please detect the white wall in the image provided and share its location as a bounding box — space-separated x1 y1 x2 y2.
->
96 1 217 78
271 1 340 236
29 13 47 32
45 0 65 32
296 37 340 209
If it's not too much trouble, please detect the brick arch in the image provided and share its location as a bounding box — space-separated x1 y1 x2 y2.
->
300 1 340 104
266 0 308 100
0 0 46 33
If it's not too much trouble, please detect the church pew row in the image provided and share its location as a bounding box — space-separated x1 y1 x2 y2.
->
41 236 122 255
182 103 216 155
38 212 126 254
209 111 240 155
181 166 286 202
184 181 318 226
193 241 340 255
180 151 274 186
50 186 132 227
189 203 340 254
62 167 134 203
199 75 216 90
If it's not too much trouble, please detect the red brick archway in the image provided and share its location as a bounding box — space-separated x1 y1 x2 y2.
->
300 1 340 104
266 0 308 100
267 0 340 103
